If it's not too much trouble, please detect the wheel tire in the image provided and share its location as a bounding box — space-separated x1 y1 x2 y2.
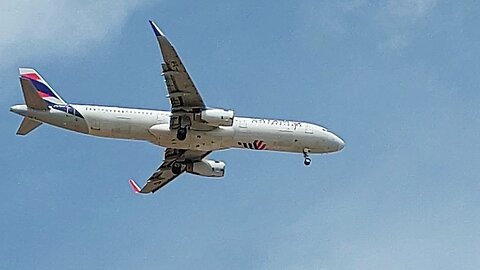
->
177 128 187 141
172 162 182 174
304 158 311 166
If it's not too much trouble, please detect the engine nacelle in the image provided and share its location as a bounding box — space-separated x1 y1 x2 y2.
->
200 108 234 127
186 159 225 177
148 123 171 138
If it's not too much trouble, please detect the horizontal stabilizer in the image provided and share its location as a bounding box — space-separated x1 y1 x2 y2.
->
20 78 49 110
16 118 42 136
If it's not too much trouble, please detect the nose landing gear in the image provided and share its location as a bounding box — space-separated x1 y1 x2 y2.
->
304 158 311 166
303 148 311 166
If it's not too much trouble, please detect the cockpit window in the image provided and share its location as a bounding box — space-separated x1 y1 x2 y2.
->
305 125 314 134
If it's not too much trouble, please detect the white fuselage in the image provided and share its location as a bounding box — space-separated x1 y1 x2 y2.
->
10 104 345 154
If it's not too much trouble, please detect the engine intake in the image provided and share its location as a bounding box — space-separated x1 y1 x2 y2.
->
200 108 234 127
186 159 225 177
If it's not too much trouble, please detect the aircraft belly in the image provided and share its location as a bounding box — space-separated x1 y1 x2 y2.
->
84 113 155 140
232 124 299 152
30 109 89 134
85 114 111 137
111 117 131 137
150 126 234 151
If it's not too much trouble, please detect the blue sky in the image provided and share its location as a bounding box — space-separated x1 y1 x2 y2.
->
2 0 480 269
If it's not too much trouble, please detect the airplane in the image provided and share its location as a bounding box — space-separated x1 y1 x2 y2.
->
10 20 345 194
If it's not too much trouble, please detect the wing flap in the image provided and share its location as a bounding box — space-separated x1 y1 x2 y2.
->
138 163 183 194
149 20 206 112
129 148 211 194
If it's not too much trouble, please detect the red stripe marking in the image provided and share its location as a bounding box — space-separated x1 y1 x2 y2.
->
22 73 41 81
36 91 50 98
129 179 140 193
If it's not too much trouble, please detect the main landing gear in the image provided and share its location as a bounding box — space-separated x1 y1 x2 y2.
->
176 127 188 141
172 162 182 174
175 115 191 141
303 148 311 166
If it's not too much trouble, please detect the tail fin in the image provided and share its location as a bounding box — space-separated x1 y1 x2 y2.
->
16 118 42 136
19 77 49 110
19 68 66 106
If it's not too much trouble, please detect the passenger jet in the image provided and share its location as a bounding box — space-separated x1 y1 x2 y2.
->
10 21 345 194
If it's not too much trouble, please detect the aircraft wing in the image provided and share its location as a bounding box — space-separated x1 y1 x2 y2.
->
129 148 211 194
149 21 209 130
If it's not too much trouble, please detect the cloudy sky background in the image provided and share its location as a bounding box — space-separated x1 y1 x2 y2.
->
1 0 480 269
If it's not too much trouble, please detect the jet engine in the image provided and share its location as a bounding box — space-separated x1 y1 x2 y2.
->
200 108 234 127
148 123 171 138
186 159 225 177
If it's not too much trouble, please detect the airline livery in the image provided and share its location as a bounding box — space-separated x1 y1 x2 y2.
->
10 21 345 194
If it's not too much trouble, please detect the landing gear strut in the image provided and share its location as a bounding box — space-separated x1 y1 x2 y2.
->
176 127 187 141
303 148 311 166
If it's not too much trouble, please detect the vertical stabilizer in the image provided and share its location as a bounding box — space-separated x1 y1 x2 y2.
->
19 78 49 110
19 68 66 105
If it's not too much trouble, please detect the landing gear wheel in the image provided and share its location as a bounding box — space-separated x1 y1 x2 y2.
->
172 162 182 175
177 127 187 141
303 148 311 166
304 157 311 166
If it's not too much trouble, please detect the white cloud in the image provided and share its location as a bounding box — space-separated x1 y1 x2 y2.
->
298 0 368 36
0 0 151 103
340 0 369 12
377 0 437 51
385 0 437 19
0 0 150 70
378 32 410 51
296 0 438 51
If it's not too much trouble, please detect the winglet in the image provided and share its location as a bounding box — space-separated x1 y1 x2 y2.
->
149 20 165 37
129 179 141 194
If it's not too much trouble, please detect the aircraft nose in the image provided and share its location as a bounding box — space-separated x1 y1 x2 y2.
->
331 133 345 151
